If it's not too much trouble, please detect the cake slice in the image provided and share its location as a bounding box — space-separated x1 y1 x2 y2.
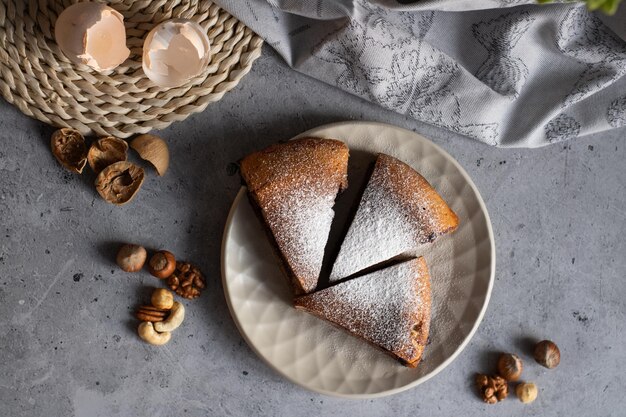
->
295 257 431 367
240 138 349 295
329 153 458 282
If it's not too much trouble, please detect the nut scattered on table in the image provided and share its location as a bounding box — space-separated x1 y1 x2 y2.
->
151 288 174 310
154 301 185 332
51 128 88 173
515 382 538 403
95 161 145 205
137 321 171 345
167 261 205 299
87 136 128 173
130 134 170 176
476 374 508 404
497 353 523 381
136 305 169 322
148 251 176 279
534 340 560 369
116 244 147 272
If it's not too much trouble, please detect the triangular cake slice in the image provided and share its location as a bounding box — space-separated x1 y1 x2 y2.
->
240 138 349 295
295 257 431 367
330 153 458 282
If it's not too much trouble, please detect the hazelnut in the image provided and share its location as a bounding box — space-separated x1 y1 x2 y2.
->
151 288 174 310
497 353 523 381
116 244 147 272
148 251 176 279
534 340 560 369
515 382 538 403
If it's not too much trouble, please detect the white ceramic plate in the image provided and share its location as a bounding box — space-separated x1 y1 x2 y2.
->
221 121 495 398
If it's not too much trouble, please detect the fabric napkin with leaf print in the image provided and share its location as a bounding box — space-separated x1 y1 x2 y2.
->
215 0 626 147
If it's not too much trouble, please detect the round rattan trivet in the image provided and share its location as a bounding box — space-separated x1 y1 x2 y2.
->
0 1 263 138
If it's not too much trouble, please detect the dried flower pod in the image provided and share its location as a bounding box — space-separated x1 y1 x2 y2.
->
497 353 523 381
130 134 169 176
95 161 144 205
51 128 87 173
87 136 128 173
534 340 560 369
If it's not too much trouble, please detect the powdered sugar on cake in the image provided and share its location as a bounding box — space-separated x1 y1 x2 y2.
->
296 258 430 360
243 138 349 294
330 154 456 281
262 183 335 293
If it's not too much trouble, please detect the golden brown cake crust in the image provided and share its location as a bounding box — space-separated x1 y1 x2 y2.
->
294 257 432 368
240 137 349 294
330 153 459 281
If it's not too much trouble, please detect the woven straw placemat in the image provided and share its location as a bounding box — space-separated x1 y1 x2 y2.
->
0 1 263 138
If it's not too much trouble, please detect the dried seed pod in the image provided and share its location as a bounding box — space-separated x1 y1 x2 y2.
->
130 134 169 176
95 161 144 205
51 128 87 173
497 353 523 381
87 136 128 173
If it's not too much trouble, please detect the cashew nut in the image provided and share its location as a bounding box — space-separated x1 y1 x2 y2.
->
154 301 185 333
138 321 171 345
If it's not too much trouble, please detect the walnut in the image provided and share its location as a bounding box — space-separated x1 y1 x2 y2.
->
95 161 145 205
167 261 205 299
51 128 88 173
476 374 508 404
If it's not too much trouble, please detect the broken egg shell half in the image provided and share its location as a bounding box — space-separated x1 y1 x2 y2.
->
142 19 211 88
51 128 88 174
87 136 129 174
55 2 130 72
130 134 169 176
95 161 145 205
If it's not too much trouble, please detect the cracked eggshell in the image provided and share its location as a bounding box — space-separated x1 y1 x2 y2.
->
142 19 211 88
55 2 130 71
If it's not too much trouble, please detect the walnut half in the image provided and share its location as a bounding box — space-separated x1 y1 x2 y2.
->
87 136 128 174
95 161 144 205
51 128 88 173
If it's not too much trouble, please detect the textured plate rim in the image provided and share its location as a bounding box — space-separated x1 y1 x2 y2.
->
220 121 496 399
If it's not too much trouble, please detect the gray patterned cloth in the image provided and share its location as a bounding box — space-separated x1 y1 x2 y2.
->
215 0 626 147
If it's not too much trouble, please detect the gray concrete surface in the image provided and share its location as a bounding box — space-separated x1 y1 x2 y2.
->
1 46 625 417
